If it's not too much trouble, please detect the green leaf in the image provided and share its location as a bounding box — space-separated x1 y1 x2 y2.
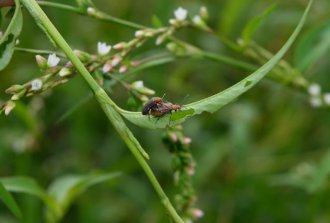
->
47 172 121 216
0 176 59 215
0 181 22 219
242 3 277 46
294 21 330 71
1 176 47 199
308 150 330 192
0 0 23 71
151 15 163 28
119 0 313 129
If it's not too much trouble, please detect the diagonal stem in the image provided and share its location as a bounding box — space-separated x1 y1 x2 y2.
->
19 0 184 222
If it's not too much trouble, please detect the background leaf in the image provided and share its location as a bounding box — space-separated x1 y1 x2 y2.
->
294 21 330 71
0 176 59 216
241 3 276 46
0 181 22 219
0 0 23 71
47 172 121 218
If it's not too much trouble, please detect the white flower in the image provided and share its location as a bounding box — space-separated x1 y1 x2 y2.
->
174 7 188 21
47 53 60 67
31 79 43 91
308 83 321 96
323 93 330 105
97 42 111 56
310 97 322 108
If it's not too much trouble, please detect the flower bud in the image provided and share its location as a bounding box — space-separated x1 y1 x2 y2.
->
135 30 144 38
5 85 24 94
192 15 207 29
119 65 128 73
59 67 72 77
113 42 127 50
191 208 204 219
35 55 48 69
111 56 122 67
1 101 16 116
131 80 155 95
102 61 112 73
199 6 209 20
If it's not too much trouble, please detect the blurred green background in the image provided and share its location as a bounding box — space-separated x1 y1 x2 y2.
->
1 0 330 222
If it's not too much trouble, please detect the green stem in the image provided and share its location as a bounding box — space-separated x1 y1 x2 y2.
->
19 0 183 222
37 1 81 13
15 47 66 57
37 0 263 75
37 1 145 29
200 51 257 71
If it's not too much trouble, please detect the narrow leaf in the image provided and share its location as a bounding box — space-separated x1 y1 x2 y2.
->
242 3 277 45
294 21 330 71
0 181 22 219
308 150 330 192
1 176 47 198
0 0 23 71
48 172 121 212
119 0 313 129
0 176 58 214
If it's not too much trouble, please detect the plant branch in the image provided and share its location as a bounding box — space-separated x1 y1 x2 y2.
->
19 0 184 222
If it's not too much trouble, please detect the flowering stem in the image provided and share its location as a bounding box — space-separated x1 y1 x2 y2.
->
19 0 184 222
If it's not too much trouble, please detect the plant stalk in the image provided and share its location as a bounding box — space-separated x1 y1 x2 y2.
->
19 0 184 222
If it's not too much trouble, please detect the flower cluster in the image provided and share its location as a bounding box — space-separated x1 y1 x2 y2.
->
307 83 330 108
162 126 203 222
1 6 210 116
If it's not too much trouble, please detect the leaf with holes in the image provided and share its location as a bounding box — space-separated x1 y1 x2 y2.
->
118 0 313 129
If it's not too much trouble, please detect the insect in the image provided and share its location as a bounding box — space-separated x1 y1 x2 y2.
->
142 97 164 116
142 97 182 118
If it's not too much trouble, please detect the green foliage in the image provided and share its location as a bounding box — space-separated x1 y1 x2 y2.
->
1 173 120 223
241 3 276 46
0 182 21 219
2 0 330 222
120 1 311 129
0 0 22 71
294 21 330 71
